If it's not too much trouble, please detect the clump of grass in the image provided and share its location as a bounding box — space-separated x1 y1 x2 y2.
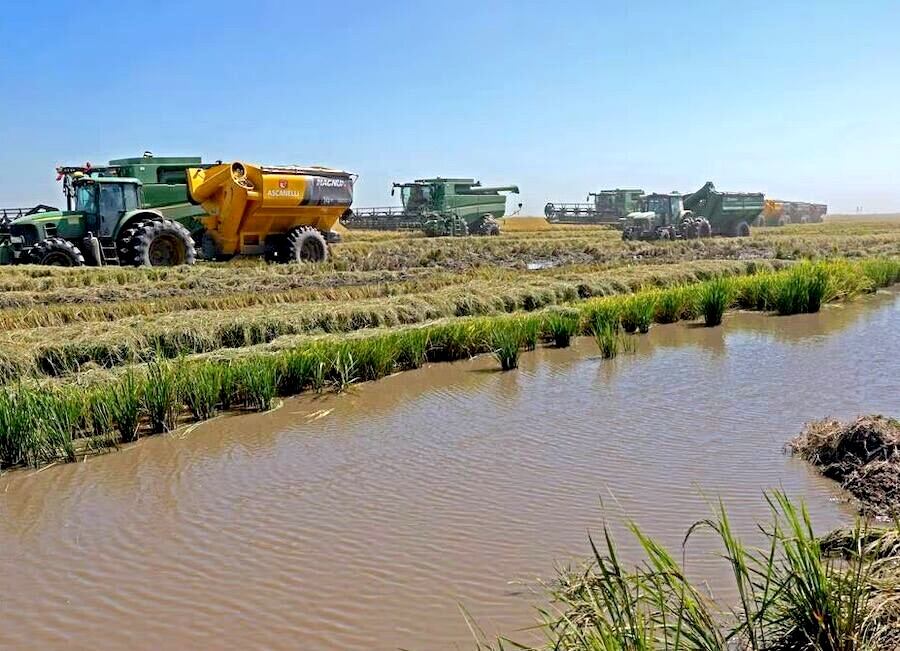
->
698 277 734 326
491 319 523 371
330 349 358 392
544 309 579 348
237 357 279 410
773 263 832 315
143 360 180 433
592 323 620 359
394 328 430 370
110 371 143 443
655 285 693 323
621 292 657 334
182 363 222 421
482 491 900 651
520 316 541 351
583 298 621 335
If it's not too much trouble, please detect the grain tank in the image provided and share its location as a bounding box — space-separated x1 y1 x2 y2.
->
681 181 764 237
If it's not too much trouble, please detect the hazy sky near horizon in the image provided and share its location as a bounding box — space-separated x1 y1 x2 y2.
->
1 0 898 213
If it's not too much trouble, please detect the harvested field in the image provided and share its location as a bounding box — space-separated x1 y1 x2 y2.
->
0 220 898 470
790 415 900 517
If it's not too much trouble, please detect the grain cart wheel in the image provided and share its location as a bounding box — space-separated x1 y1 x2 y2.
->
733 221 751 237
27 237 85 266
284 226 328 263
119 219 197 267
477 215 501 236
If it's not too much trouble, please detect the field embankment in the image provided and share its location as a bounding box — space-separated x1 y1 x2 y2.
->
790 415 900 517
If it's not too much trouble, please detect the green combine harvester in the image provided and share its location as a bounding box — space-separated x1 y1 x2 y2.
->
0 154 207 266
544 188 644 225
344 177 520 236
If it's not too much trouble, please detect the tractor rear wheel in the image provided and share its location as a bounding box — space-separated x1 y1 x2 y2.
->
283 226 328 263
27 237 85 266
118 219 197 267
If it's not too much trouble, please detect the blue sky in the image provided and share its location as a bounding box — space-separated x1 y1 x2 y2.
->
1 0 898 213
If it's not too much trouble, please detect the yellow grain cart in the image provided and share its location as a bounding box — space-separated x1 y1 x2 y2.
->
186 161 354 262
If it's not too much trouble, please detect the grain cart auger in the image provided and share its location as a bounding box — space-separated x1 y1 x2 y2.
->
344 177 519 236
544 189 643 225
185 162 354 262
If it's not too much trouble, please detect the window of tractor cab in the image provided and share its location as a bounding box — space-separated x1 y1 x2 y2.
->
123 184 140 211
99 184 125 216
74 183 97 213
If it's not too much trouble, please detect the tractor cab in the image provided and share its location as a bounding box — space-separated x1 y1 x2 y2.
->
70 176 143 238
642 193 685 226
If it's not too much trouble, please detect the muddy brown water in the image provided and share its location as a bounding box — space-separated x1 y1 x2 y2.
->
1 290 898 651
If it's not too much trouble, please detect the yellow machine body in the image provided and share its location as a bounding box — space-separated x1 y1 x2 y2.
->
186 162 354 256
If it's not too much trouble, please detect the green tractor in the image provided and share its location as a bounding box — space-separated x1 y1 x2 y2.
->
345 177 520 236
0 154 207 267
621 192 711 241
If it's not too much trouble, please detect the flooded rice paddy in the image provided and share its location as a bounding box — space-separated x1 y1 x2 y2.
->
1 290 898 650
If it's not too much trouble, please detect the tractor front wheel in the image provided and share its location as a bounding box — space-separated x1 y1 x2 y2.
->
27 237 85 266
119 219 197 267
282 226 328 263
697 218 712 238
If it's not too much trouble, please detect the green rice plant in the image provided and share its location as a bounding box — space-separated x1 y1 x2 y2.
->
733 271 777 311
0 387 44 467
770 263 831 315
621 292 658 334
237 357 279 411
142 360 180 433
41 388 84 463
394 328 430 370
592 323 621 359
88 387 116 439
490 320 523 371
181 363 222 421
486 491 900 651
329 349 358 393
278 349 316 395
351 337 398 381
655 285 689 323
544 309 579 348
109 371 143 443
582 297 622 336
697 277 734 326
520 316 541 351
218 363 241 410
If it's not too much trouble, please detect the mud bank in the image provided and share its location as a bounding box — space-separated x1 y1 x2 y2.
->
790 415 900 517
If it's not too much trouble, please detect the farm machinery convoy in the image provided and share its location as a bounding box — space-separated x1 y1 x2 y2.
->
0 152 827 268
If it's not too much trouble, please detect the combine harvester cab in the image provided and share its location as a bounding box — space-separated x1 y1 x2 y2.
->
186 161 354 262
544 189 643 225
344 178 518 236
682 181 764 237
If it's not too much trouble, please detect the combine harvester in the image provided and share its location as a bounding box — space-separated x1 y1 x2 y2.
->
621 182 764 241
758 199 827 226
0 153 354 266
344 177 519 236
544 189 643 225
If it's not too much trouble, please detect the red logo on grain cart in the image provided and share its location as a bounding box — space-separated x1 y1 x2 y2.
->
279 180 288 189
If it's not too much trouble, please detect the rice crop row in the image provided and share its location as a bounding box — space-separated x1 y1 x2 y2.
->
0 260 785 381
2 258 896 470
474 491 900 650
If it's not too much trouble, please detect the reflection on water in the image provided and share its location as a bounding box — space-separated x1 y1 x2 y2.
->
0 290 897 651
